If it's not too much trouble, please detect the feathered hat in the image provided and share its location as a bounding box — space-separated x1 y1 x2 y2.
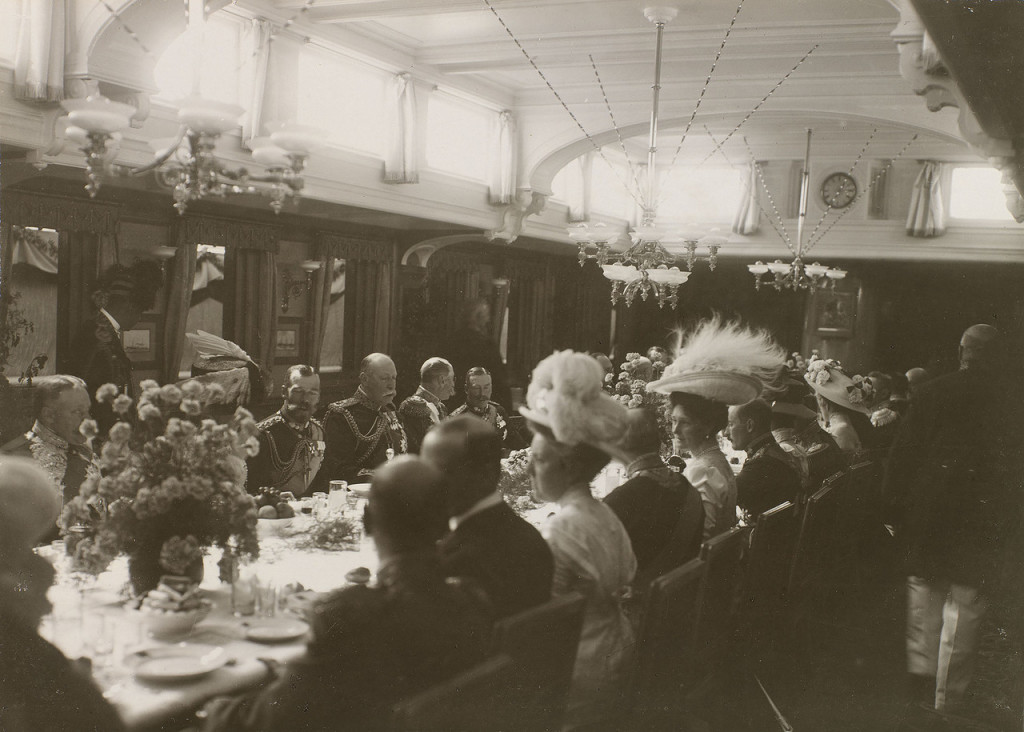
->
520 350 627 452
647 316 786 405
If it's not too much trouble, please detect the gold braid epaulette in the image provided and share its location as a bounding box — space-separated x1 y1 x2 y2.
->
331 402 387 468
262 419 323 489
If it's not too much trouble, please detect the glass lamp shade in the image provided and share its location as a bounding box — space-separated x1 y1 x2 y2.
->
630 224 665 244
697 233 729 248
601 264 641 283
767 260 791 274
62 95 134 135
646 266 690 285
747 261 770 275
177 97 244 135
300 260 323 274
63 125 90 146
270 124 324 155
568 221 616 245
249 140 292 168
826 269 847 280
804 262 829 278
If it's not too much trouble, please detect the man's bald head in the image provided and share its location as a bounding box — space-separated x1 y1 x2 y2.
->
359 352 398 406
366 456 448 554
421 415 502 517
906 367 929 388
960 324 1001 371
0 457 61 563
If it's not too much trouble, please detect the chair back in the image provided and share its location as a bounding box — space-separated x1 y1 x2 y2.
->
744 501 800 624
490 592 586 731
788 469 846 597
632 557 707 707
390 654 515 732
694 525 750 667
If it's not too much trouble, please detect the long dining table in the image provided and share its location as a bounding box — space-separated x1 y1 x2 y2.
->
40 512 378 731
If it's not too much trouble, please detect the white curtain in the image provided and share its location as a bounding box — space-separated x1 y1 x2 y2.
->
906 161 946 237
240 18 274 142
566 152 593 223
732 162 760 235
14 0 65 101
488 110 516 204
383 72 418 184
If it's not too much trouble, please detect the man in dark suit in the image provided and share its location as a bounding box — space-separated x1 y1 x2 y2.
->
397 357 454 454
604 407 704 591
201 456 493 732
728 398 802 519
422 414 553 618
886 324 1023 713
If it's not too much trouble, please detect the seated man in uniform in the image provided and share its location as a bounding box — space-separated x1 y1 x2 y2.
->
604 407 704 591
422 415 553 618
397 357 454 454
727 399 802 519
771 381 845 496
2 375 99 515
450 367 508 445
315 353 407 488
246 365 325 497
200 456 493 732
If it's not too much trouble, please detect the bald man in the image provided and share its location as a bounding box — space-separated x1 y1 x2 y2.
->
727 399 802 518
422 415 553 617
0 457 126 731
315 353 408 489
905 367 930 398
201 456 492 732
397 357 454 454
886 324 1022 712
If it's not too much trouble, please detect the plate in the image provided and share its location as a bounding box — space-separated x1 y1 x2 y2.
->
245 618 310 643
348 483 371 498
129 643 229 682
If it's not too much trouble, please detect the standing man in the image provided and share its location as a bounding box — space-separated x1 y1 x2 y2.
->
727 399 802 519
1 375 98 510
450 367 508 445
68 262 162 432
397 357 454 454
422 415 553 617
316 353 407 487
246 365 325 497
887 324 1022 713
444 298 510 409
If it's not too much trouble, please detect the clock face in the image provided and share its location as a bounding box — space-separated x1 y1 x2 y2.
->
821 172 857 209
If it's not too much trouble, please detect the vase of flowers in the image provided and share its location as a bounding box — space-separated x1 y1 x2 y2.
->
604 351 672 454
60 379 261 595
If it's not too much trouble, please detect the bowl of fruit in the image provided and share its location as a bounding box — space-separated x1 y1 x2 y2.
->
256 488 297 536
137 577 213 638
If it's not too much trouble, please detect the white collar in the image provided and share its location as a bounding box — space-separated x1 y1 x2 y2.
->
99 308 121 334
449 491 503 531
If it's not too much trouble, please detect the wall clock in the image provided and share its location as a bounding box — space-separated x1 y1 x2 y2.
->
820 172 857 209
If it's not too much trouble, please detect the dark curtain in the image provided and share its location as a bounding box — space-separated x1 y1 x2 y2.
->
305 254 334 370
224 249 278 378
56 231 101 374
161 235 198 384
506 260 556 383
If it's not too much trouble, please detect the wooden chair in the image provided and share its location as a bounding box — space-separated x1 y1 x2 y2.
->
787 469 847 601
390 654 515 732
489 592 586 732
742 501 800 640
693 525 750 670
630 557 707 715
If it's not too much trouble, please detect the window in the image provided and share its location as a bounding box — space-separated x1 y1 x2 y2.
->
6 226 59 378
154 14 243 104
949 166 1015 221
0 0 20 66
297 48 386 156
179 245 225 378
425 92 491 180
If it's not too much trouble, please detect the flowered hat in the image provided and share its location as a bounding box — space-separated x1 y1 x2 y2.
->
520 350 627 452
647 317 787 405
803 357 871 415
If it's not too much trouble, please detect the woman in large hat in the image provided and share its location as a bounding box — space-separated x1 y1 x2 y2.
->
648 317 787 540
803 357 875 455
520 350 635 730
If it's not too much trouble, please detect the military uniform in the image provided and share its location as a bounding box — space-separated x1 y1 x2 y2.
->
735 433 802 519
67 310 134 434
796 421 847 491
397 386 448 454
1 420 99 507
450 401 508 443
314 388 407 489
246 410 325 497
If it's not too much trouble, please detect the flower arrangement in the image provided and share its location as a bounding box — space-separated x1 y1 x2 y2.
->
60 378 261 592
605 352 667 409
498 448 538 517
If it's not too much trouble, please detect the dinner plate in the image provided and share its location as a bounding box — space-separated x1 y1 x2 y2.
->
129 643 229 682
348 483 371 498
245 618 310 643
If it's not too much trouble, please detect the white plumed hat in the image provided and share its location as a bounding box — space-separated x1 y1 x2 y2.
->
520 350 627 451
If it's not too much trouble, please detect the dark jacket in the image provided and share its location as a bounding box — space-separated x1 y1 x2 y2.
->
314 391 408 490
736 434 803 518
67 313 134 434
397 386 449 455
439 501 554 618
604 460 704 590
444 328 511 410
885 368 1023 588
202 552 493 732
245 412 325 497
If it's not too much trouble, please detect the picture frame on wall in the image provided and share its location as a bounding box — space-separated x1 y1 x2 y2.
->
275 319 302 361
123 320 158 366
815 290 856 338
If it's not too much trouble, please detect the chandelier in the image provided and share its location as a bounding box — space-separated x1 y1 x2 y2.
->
573 6 720 311
746 129 846 291
59 4 317 216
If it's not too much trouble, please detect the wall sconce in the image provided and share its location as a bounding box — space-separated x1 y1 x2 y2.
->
152 245 178 273
281 259 323 313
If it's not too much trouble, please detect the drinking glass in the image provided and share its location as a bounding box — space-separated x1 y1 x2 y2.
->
256 580 278 618
231 572 258 616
